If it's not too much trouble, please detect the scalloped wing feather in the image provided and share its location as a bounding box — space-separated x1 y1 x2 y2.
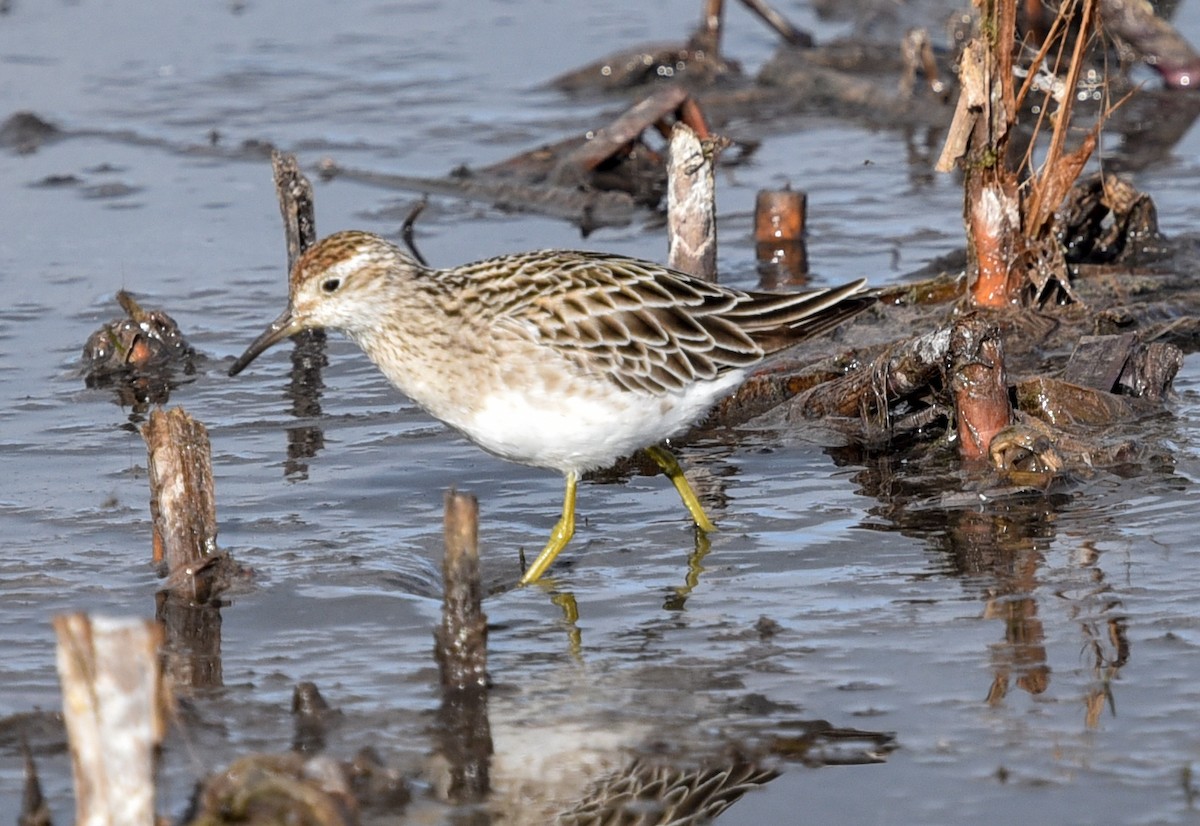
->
451 251 869 396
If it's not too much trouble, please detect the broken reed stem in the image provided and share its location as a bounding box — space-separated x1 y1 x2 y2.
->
667 122 719 282
754 189 806 243
143 406 219 598
1024 0 1100 238
54 614 165 826
936 1 1023 308
943 1 1107 307
949 315 1012 461
696 0 725 56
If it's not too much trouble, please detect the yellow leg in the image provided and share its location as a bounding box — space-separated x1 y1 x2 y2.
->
520 472 577 585
644 444 717 533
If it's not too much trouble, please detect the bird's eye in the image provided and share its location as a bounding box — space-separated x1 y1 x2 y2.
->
321 277 341 294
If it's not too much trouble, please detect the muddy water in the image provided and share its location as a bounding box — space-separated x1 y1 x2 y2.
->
3 1 1200 823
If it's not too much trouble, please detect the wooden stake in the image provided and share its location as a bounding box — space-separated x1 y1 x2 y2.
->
754 188 809 285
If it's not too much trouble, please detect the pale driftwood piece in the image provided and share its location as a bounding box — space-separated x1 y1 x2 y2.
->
143 406 220 600
434 490 492 804
667 122 718 282
53 614 165 826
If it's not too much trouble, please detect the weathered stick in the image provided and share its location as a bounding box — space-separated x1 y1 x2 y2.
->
292 681 335 755
53 614 165 826
436 491 487 691
434 490 492 804
272 150 317 273
739 0 812 47
143 406 223 600
272 150 328 477
550 85 693 187
667 122 719 282
788 328 950 421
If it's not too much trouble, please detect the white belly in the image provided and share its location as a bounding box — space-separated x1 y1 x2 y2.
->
454 370 745 473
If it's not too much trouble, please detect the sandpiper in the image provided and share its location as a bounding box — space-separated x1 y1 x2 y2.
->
229 230 871 583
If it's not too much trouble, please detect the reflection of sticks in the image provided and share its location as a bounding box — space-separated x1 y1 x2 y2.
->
54 614 165 826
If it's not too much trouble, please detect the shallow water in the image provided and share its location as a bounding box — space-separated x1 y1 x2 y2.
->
4 1 1200 823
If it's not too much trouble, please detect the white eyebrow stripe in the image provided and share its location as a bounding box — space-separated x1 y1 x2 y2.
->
329 250 374 280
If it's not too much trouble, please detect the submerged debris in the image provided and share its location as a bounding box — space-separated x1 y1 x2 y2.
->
83 290 193 374
82 290 195 413
0 110 59 153
185 753 360 826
